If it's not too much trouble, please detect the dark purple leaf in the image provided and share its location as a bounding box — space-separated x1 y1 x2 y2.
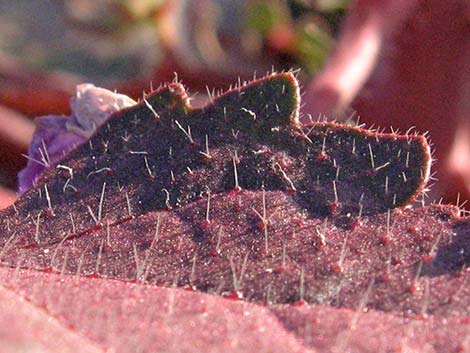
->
0 72 468 352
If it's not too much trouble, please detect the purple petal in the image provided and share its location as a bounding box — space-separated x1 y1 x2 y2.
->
18 116 84 194
18 84 136 194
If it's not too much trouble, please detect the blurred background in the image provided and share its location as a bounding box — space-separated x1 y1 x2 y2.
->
0 0 468 210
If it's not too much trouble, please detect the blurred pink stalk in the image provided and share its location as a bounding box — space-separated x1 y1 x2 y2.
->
304 0 470 202
0 105 35 151
0 186 16 210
